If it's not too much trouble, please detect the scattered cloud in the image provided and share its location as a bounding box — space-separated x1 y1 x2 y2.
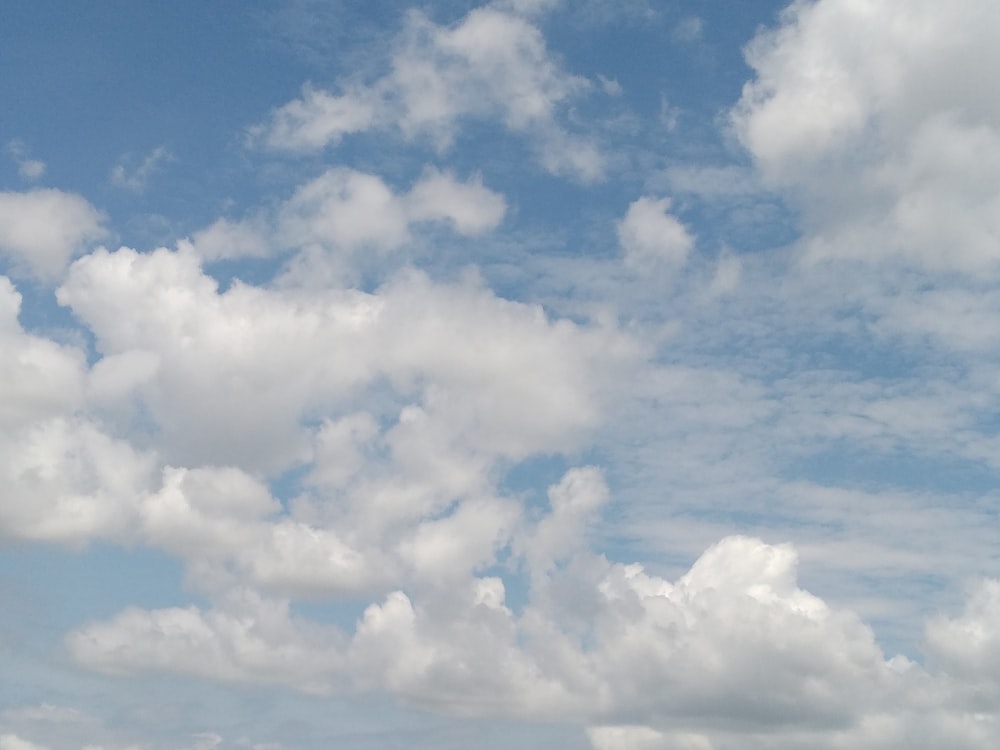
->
251 6 603 180
6 140 46 181
617 196 693 270
110 146 172 192
731 0 1000 274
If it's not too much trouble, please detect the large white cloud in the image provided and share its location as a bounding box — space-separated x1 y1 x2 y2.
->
731 0 1000 273
57 245 628 475
66 526 930 739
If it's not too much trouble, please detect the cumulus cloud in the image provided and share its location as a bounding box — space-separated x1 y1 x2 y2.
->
252 6 603 180
731 0 1000 273
617 197 694 270
6 140 46 181
189 167 505 268
67 589 345 695
0 189 106 280
248 84 380 152
925 579 1000 691
57 243 619 477
66 532 928 738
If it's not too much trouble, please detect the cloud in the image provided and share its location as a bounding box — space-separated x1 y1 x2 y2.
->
671 16 703 45
731 0 1000 273
925 579 1000 691
110 146 172 192
6 140 46 181
66 532 929 737
67 589 345 695
0 189 106 280
190 167 505 268
252 6 603 180
248 84 380 152
0 736 48 750
405 167 507 235
617 197 694 270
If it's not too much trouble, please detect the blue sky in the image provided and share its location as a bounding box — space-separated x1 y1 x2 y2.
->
3 2 1000 749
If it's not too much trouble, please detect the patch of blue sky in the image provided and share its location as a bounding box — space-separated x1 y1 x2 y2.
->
0 542 191 636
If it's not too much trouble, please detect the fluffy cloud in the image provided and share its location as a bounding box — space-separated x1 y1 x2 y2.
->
0 190 106 280
0 276 156 545
67 528 984 750
252 6 602 180
249 84 380 152
57 245 626 475
277 166 506 256
732 0 1000 273
65 532 935 738
67 589 345 695
925 579 1000 694
617 197 693 270
191 167 505 267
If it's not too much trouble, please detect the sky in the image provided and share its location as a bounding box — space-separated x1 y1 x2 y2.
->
2 0 1000 748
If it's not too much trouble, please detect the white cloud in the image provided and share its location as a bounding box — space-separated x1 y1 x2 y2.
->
67 589 345 695
671 16 704 45
731 0 1000 273
247 83 380 152
192 166 506 268
278 168 411 255
0 277 85 430
0 736 48 750
617 197 694 270
0 189 106 280
67 531 922 736
58 243 625 476
926 579 1000 690
190 217 272 261
520 466 609 574
405 167 507 235
253 6 602 180
110 146 172 192
0 417 156 545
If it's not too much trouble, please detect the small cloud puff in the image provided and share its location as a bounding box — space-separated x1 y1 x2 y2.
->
617 196 694 270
